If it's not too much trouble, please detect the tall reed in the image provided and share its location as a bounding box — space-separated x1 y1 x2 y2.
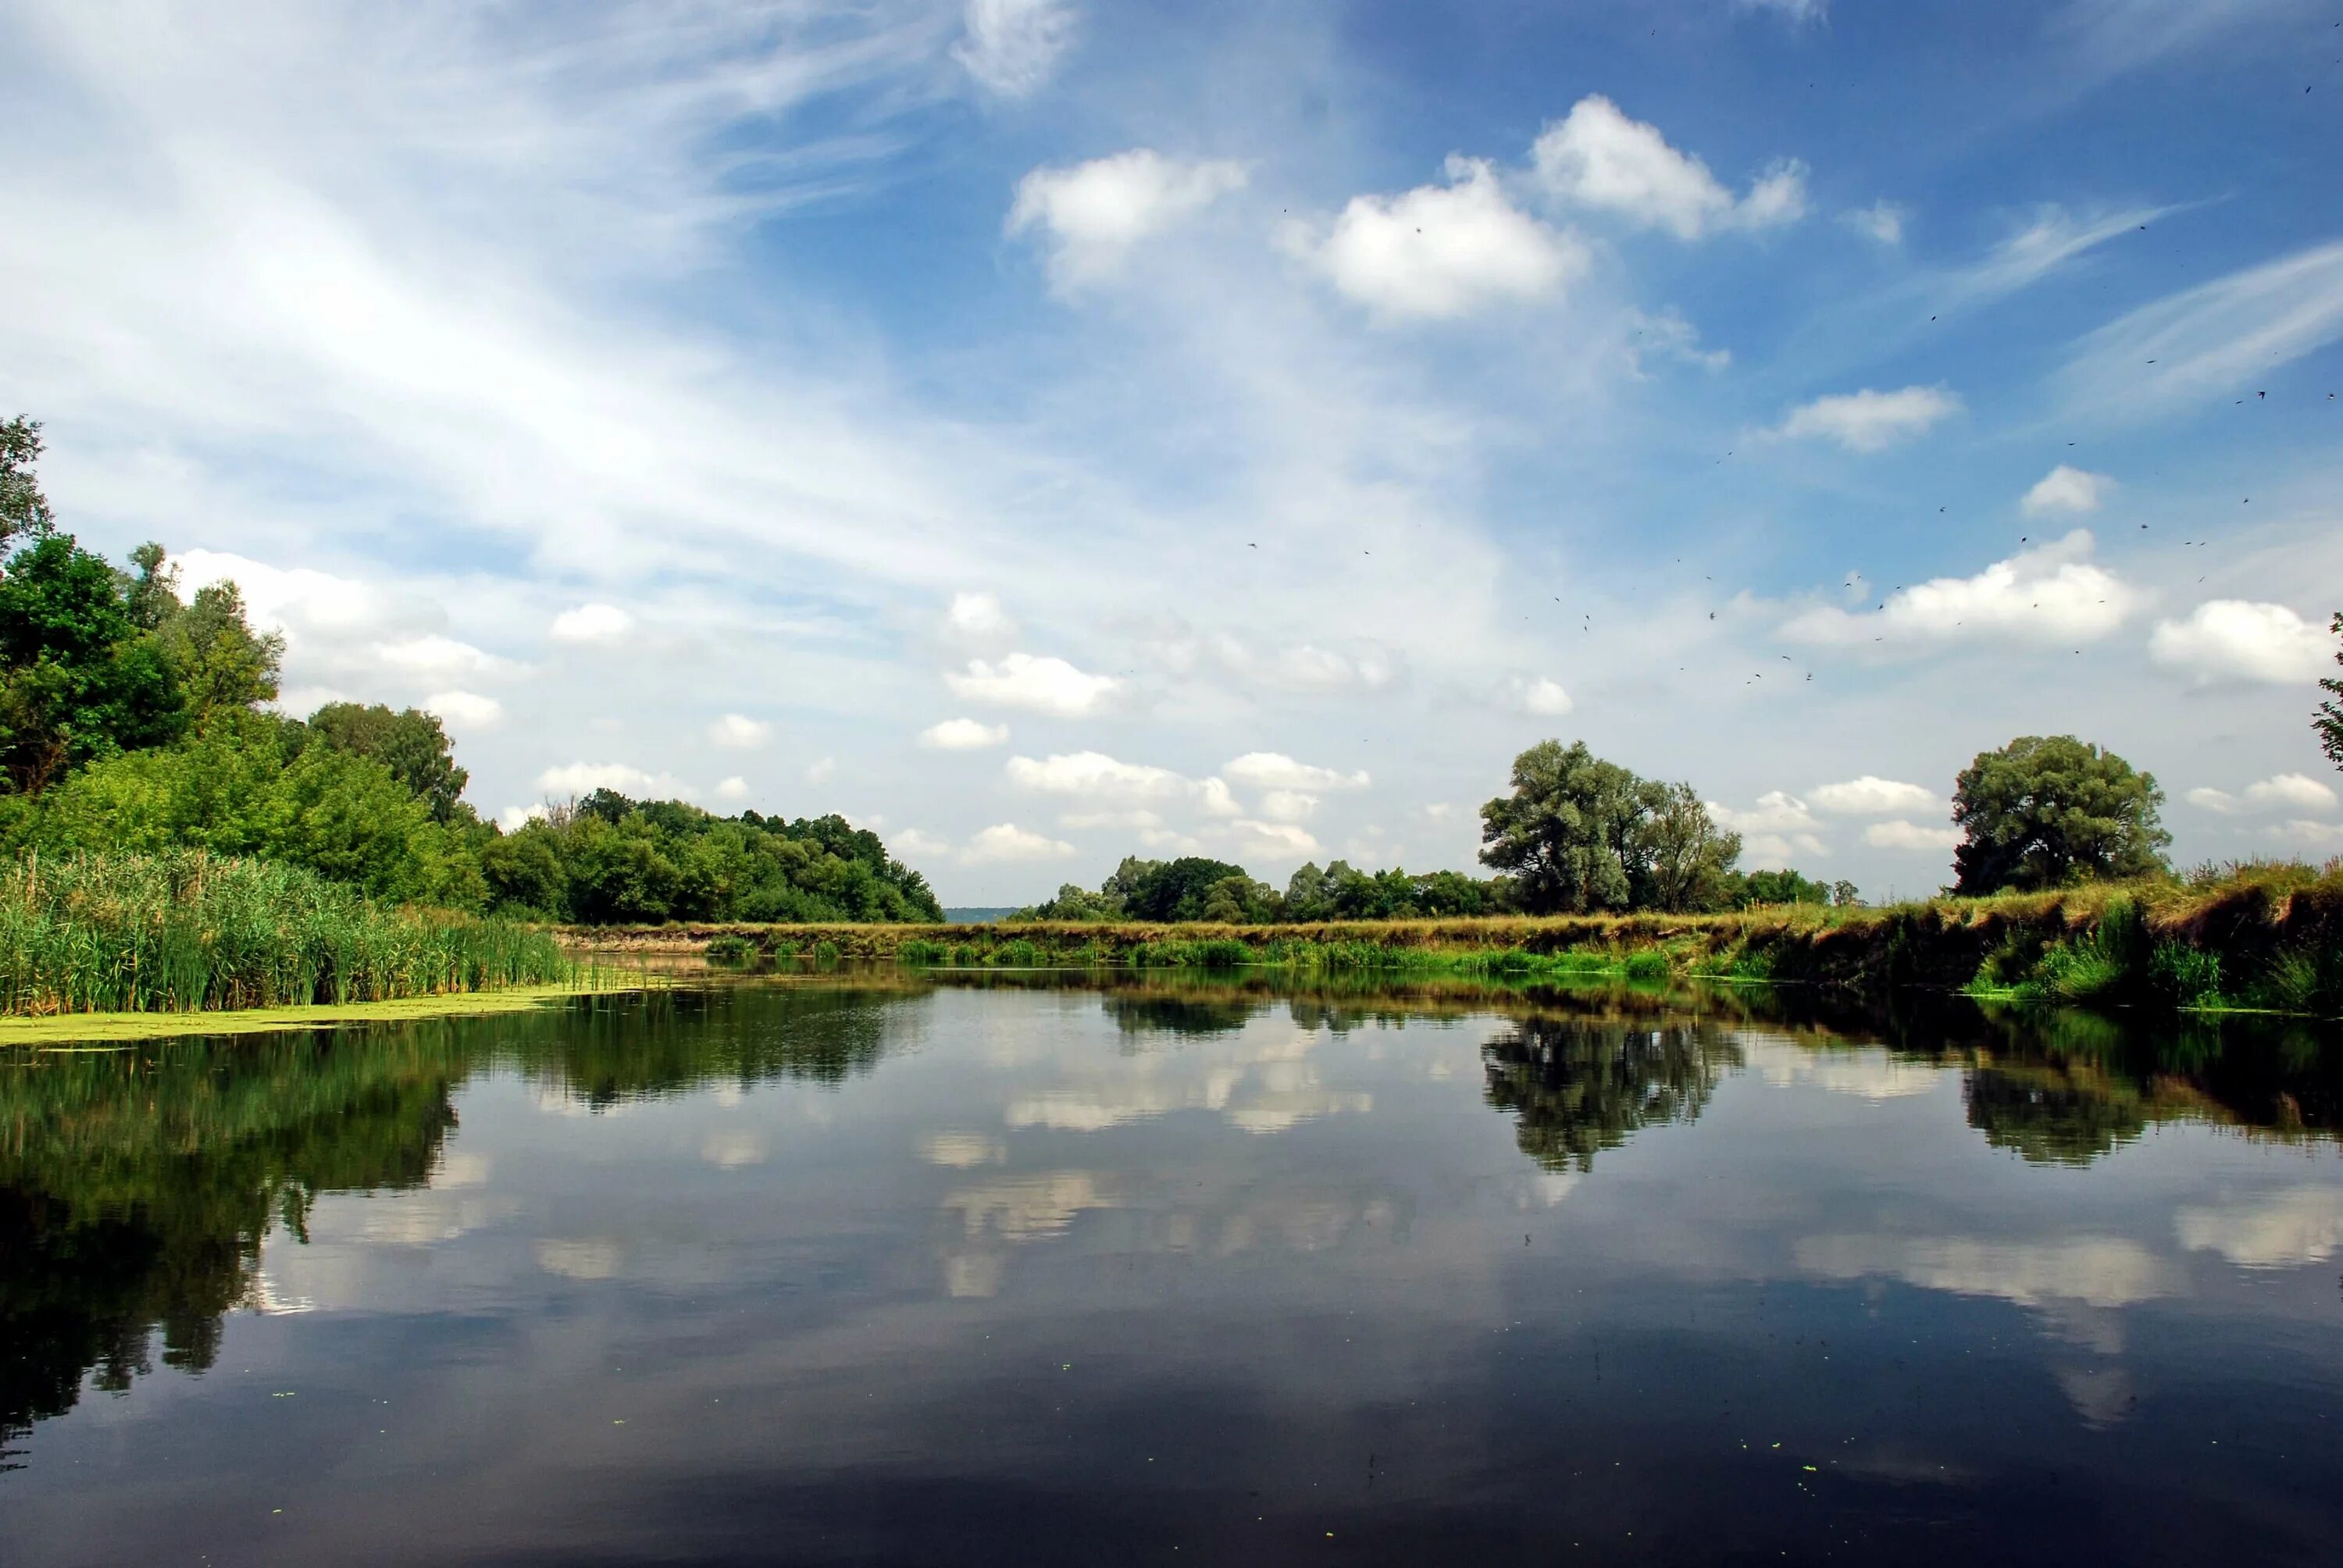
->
0 850 570 1016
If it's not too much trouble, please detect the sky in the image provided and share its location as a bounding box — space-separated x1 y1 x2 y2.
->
3 0 2340 903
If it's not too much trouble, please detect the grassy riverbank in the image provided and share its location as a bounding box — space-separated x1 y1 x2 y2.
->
569 861 2343 1019
1 850 574 1018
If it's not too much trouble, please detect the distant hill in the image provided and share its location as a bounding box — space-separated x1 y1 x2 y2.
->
941 907 1018 925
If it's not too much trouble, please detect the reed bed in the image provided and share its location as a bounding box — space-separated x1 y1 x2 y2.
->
0 850 571 1016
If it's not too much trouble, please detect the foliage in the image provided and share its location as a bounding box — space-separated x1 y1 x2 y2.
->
304 701 470 822
1733 868 1832 907
2318 611 2343 773
1951 735 2170 894
1478 739 1742 914
0 416 55 548
483 792 942 924
0 534 187 794
0 850 566 1015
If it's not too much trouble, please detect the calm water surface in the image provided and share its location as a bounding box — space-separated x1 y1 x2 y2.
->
4 973 2341 1565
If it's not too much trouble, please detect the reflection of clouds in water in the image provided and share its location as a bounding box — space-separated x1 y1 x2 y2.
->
533 1089 629 1118
1514 1172 1578 1210
711 1084 744 1107
351 1192 519 1247
945 1170 1118 1241
244 1270 316 1315
1746 1039 1939 1100
434 1151 493 1187
2054 1365 2138 1429
536 1238 622 1280
1004 1025 1368 1135
943 1251 1006 1299
701 1130 766 1167
922 1132 1007 1167
2175 1185 2343 1267
1795 1234 2174 1310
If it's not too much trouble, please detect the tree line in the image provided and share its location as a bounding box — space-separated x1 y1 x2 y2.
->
0 418 941 923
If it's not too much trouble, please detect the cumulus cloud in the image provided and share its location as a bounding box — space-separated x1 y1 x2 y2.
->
713 775 750 803
2149 600 2333 686
1212 819 1323 862
2021 465 2115 515
1203 636 1400 693
1281 155 1588 321
952 0 1078 97
551 603 633 644
1008 149 1246 289
537 761 672 796
946 653 1122 715
1506 674 1574 718
1007 750 1196 806
961 822 1077 863
1866 820 1961 851
920 718 1010 750
499 803 549 832
707 713 771 750
1809 776 1939 816
1771 384 1962 451
1221 753 1371 792
1781 531 2140 648
1528 96 1806 240
943 591 1016 645
893 829 953 858
424 690 505 730
2175 1185 2343 1269
2186 773 2338 815
1710 792 1828 862
1841 200 1903 244
803 756 836 785
2275 819 2343 847
1257 791 1319 823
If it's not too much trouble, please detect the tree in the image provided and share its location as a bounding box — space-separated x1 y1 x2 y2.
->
1828 879 1863 908
2317 611 2342 773
0 534 186 793
1634 782 1742 912
1122 857 1251 921
1198 873 1278 923
1478 740 1660 914
0 416 57 548
307 702 469 823
1736 868 1831 907
1950 735 2170 894
159 579 284 727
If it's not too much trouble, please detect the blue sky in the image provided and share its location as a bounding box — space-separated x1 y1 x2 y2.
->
4 0 2340 900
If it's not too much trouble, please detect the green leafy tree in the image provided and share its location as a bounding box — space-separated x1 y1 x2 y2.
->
1950 735 2170 894
159 579 284 728
1124 856 1251 921
1828 879 1863 908
1478 739 1660 914
0 416 57 547
0 534 186 794
1736 868 1831 907
1198 873 1279 924
307 702 469 823
2317 611 2342 773
1634 782 1743 912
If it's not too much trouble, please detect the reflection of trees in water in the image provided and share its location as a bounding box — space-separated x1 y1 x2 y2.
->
1482 1018 1744 1173
508 986 900 1107
0 1034 465 1465
1102 994 1267 1038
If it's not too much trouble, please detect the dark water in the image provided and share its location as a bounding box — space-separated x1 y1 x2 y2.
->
4 973 2341 1566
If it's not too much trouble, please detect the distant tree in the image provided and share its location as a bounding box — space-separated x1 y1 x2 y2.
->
1736 868 1831 907
1478 739 1659 914
1020 882 1125 921
2317 611 2343 773
1828 879 1863 908
1198 873 1278 924
1950 735 2170 894
307 703 469 822
1282 861 1336 922
160 579 284 727
1123 856 1251 921
1634 782 1742 912
1414 868 1492 917
0 416 57 548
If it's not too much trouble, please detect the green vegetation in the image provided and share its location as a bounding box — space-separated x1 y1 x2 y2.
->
1950 734 2170 893
1480 739 1744 914
0 850 570 1016
2318 611 2342 772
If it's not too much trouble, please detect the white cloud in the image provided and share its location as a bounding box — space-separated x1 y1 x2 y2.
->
1221 753 1371 792
2149 600 2332 686
1809 776 1939 816
1710 792 1828 862
943 591 1016 644
499 803 549 832
1257 789 1319 823
423 689 504 730
1008 149 1246 289
1841 200 1903 244
1282 155 1588 321
1007 750 1195 806
1951 205 2166 305
946 653 1122 716
961 823 1077 864
2187 773 2339 815
1782 531 2140 647
1213 819 1322 863
712 775 750 803
1196 776 1242 818
1866 820 1962 851
1059 808 1163 831
537 761 662 796
369 634 510 686
551 603 633 644
1205 636 1400 693
1506 674 1574 718
2021 465 2115 516
803 755 836 785
2273 819 2343 847
1740 0 1828 22
1796 1233 2174 1310
2063 238 2343 415
707 713 771 750
893 828 952 858
1528 95 1806 240
952 0 1079 97
1771 384 1962 452
920 718 1010 750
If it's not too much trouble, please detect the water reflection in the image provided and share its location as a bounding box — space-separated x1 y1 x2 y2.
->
1480 1016 1742 1172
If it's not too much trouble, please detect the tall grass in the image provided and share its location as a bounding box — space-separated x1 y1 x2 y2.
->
0 850 570 1016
